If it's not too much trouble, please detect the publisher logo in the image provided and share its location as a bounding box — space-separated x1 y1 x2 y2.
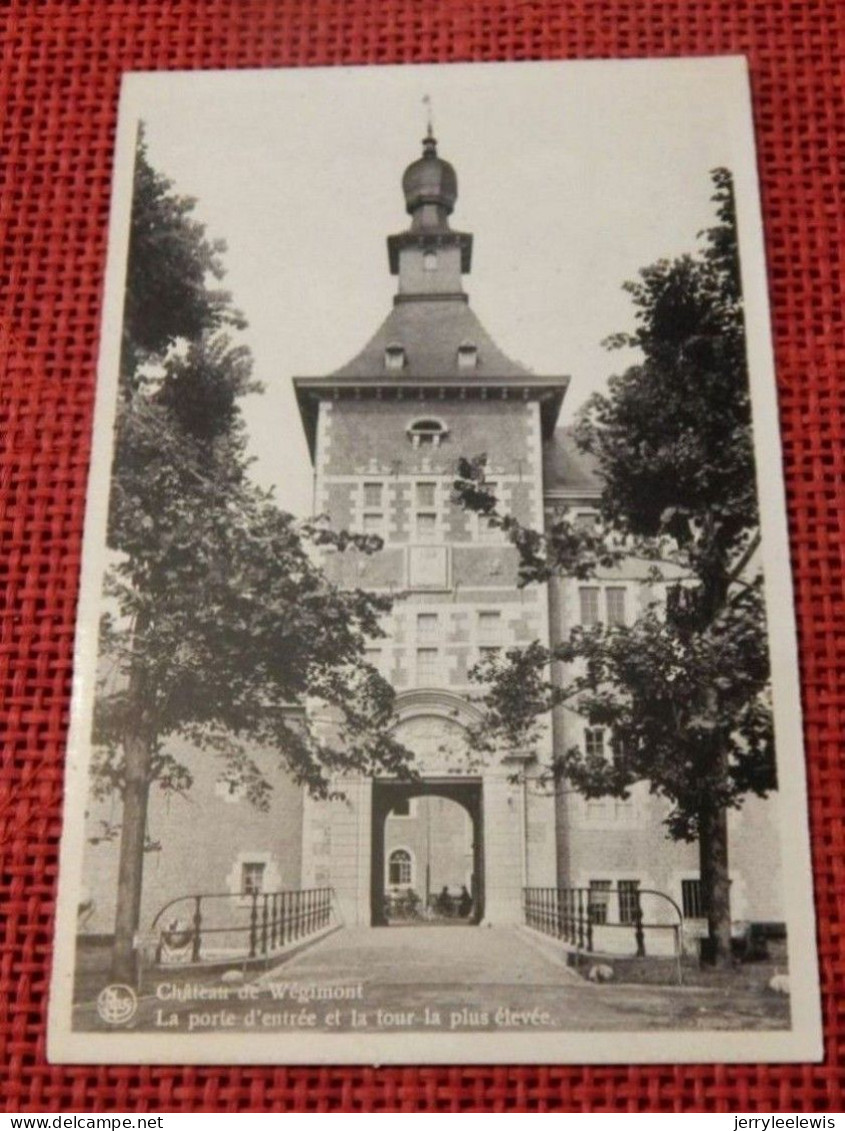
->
96 983 137 1025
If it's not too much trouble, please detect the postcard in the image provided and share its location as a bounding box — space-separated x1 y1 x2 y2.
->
48 58 821 1064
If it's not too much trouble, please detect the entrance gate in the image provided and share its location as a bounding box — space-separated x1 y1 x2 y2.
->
370 779 484 926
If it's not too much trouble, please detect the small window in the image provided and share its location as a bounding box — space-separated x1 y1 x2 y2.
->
423 251 438 271
618 880 641 925
241 862 266 897
416 512 437 540
215 776 244 803
478 645 500 661
589 880 612 924
585 727 605 758
574 511 599 531
416 482 436 508
478 610 501 641
363 513 384 535
364 647 384 675
579 587 600 626
385 343 406 371
407 419 448 448
388 849 413 886
457 342 478 371
682 879 706 919
417 648 440 684
417 612 439 643
606 587 627 627
389 798 416 819
363 482 383 508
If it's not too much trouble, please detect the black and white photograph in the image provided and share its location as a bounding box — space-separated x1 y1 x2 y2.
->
48 58 821 1064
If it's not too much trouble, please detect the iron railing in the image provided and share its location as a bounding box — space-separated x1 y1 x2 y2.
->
150 887 335 966
523 886 684 979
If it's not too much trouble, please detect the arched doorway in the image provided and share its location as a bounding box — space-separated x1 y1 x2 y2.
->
371 778 484 926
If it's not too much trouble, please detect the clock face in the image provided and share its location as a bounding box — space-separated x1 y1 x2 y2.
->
393 714 471 775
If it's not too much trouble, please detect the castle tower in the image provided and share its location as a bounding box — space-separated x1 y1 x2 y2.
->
294 131 569 926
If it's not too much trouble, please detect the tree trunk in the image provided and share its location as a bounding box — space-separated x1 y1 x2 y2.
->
699 803 731 967
110 622 154 986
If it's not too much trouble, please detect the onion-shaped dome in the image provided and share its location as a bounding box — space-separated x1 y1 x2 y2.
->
402 133 458 217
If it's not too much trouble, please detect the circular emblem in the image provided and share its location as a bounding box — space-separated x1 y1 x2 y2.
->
96 983 137 1026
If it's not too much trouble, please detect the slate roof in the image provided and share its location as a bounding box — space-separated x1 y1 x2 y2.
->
543 426 602 494
331 297 535 381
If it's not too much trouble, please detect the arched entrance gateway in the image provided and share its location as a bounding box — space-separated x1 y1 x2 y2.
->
371 695 485 927
371 778 484 926
300 689 558 928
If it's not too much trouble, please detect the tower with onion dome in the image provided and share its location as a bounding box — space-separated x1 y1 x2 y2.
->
294 128 569 927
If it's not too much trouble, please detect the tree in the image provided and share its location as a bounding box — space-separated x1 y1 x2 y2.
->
455 170 775 965
99 132 407 983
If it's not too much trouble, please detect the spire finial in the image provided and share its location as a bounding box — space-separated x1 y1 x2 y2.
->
421 95 437 156
423 94 434 139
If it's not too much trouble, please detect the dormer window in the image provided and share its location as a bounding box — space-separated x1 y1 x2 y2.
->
423 251 438 272
384 343 406 372
407 418 448 448
457 342 478 371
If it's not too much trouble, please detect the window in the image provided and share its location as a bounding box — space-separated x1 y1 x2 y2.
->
241 862 266 897
606 587 627 627
574 511 599 531
364 647 384 675
389 798 417 819
478 645 500 662
579 587 600 626
215 776 245 803
584 727 605 758
417 612 439 643
682 879 706 919
385 343 406 371
416 648 440 684
363 512 384 535
423 251 438 271
457 342 478 371
618 880 641 924
589 880 612 924
388 849 412 886
416 482 436 508
478 610 502 641
407 419 448 448
363 482 383 508
416 512 437 540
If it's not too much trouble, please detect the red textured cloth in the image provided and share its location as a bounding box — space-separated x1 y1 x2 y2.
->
0 0 842 1113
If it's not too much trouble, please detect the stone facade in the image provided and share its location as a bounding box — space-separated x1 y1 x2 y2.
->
81 738 304 937
295 130 562 927
82 129 783 946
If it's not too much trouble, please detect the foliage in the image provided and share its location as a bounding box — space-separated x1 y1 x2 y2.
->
96 132 410 812
119 128 245 383
455 169 776 845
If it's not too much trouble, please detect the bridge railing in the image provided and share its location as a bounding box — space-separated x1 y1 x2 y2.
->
150 887 335 966
523 886 684 980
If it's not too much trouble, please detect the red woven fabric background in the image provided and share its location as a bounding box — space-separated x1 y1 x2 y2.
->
0 0 842 1113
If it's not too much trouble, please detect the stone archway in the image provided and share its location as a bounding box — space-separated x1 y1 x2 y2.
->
371 696 486 927
371 777 484 926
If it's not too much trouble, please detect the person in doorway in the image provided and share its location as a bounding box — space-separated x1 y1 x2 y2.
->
436 886 452 916
458 885 473 919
